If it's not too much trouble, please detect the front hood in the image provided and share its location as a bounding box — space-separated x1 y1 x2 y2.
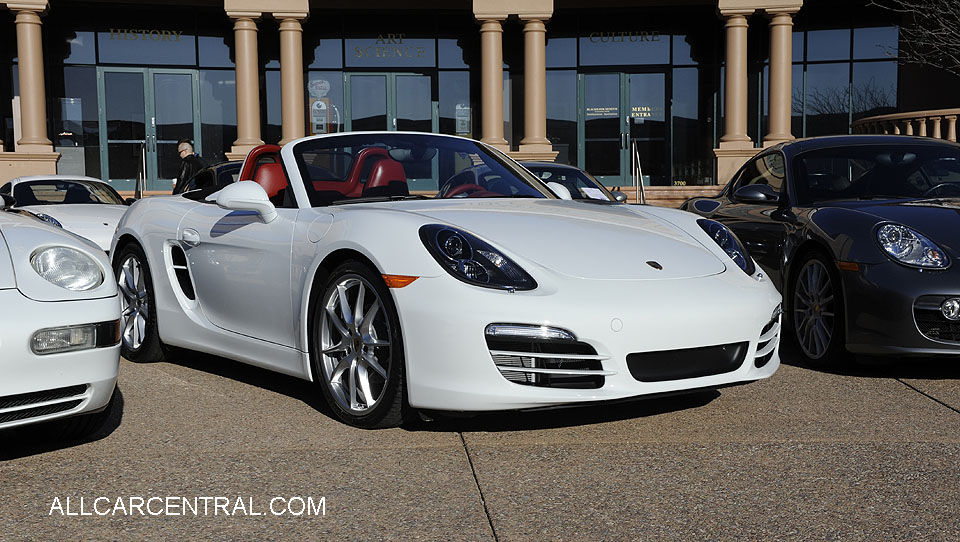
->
0 226 16 290
822 198 960 251
22 204 127 228
392 199 725 280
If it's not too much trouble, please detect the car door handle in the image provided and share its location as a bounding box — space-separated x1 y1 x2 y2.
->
180 228 201 247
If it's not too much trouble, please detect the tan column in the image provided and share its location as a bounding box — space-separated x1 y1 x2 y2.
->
946 115 957 142
519 18 551 152
278 16 305 145
479 19 508 149
931 117 942 139
229 15 263 157
765 11 796 145
13 9 52 151
915 118 927 137
720 14 752 148
905 119 914 136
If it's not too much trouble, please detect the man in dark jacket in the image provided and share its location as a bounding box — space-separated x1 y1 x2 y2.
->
173 138 206 193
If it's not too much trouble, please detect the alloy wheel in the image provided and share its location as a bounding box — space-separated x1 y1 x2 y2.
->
319 274 392 414
118 254 148 351
793 259 836 360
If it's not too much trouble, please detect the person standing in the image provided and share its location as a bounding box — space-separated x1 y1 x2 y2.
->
173 138 206 194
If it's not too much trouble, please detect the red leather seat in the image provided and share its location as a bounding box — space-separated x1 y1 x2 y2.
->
253 163 287 199
363 159 408 197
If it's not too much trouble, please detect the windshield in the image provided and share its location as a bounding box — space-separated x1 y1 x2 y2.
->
523 164 615 201
13 180 125 206
795 145 960 204
293 133 552 206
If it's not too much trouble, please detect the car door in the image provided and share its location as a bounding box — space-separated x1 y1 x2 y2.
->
710 152 792 285
179 201 299 348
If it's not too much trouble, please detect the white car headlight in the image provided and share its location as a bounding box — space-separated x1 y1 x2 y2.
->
30 246 104 291
876 224 949 269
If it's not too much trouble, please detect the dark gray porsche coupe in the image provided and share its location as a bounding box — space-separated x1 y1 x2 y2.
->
683 135 960 366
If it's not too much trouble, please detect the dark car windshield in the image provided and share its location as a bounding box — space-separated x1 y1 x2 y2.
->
13 180 125 206
523 164 615 201
293 133 552 206
794 145 960 204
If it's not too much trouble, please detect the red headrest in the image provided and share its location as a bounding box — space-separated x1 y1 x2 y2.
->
254 163 287 199
366 159 406 190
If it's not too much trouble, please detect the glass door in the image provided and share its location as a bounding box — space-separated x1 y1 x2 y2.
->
345 73 437 132
98 68 200 191
578 72 669 187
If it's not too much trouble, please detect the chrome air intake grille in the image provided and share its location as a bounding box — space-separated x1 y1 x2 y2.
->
0 384 88 424
755 315 781 368
915 296 960 343
485 330 610 389
171 245 195 300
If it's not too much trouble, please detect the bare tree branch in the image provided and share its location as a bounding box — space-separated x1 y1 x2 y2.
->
870 0 960 77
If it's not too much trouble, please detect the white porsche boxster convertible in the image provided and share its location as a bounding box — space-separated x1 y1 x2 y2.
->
0 194 120 437
112 132 781 428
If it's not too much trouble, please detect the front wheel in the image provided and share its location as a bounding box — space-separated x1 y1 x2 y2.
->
790 252 846 368
115 244 165 363
311 262 406 428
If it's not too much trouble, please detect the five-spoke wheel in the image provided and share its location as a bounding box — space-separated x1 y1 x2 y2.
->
114 244 164 362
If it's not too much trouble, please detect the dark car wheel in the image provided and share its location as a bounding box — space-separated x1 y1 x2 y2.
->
311 261 406 428
115 244 165 363
790 252 846 368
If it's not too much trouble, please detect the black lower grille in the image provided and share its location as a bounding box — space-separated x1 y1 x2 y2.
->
0 400 82 424
915 296 960 343
627 342 748 382
0 384 88 410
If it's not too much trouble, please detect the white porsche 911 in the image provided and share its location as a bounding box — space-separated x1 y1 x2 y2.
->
111 132 781 428
0 194 120 437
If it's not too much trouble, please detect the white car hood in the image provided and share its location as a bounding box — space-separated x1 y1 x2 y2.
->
21 204 127 250
405 200 726 280
0 228 16 289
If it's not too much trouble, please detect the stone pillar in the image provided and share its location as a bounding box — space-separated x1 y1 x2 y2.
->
764 11 797 145
12 7 51 151
478 18 509 150
227 13 264 159
720 13 752 147
519 18 553 157
278 15 306 145
946 115 958 142
931 117 942 139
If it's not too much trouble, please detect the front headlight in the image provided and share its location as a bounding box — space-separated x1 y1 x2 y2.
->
30 212 63 228
697 219 756 276
876 224 949 269
419 224 537 291
30 246 103 291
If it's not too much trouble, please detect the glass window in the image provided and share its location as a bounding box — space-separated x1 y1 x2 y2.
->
200 70 237 165
579 31 669 66
734 153 785 193
307 72 344 136
793 31 804 63
672 67 712 185
13 180 124 205
345 37 436 68
805 63 850 136
199 36 233 68
438 38 469 69
53 66 100 178
806 28 850 62
264 70 281 144
546 70 577 165
854 26 898 60
62 31 96 65
852 61 897 120
439 71 471 137
308 39 344 69
672 35 695 66
545 37 576 68
98 28 196 66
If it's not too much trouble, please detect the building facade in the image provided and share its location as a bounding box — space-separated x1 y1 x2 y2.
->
0 0 957 195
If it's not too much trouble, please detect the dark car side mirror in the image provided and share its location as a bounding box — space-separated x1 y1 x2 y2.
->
124 197 137 206
1 194 16 209
611 191 627 203
734 184 780 204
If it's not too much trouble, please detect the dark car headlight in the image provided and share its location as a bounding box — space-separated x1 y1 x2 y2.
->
31 212 62 228
419 224 537 291
876 223 949 269
697 219 756 276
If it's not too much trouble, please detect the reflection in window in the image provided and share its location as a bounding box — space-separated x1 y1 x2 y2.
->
438 39 468 69
806 28 851 62
308 39 344 69
439 71 471 138
672 68 711 185
805 63 850 136
264 70 281 144
546 70 576 165
854 26 898 59
307 72 344 136
545 37 576 68
852 61 897 120
199 36 233 68
200 70 237 164
63 31 96 65
54 66 100 178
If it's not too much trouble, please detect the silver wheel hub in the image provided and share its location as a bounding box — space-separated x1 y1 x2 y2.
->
319 275 392 414
793 259 835 360
118 255 148 351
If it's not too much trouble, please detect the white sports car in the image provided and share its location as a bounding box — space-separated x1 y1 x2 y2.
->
0 194 120 436
111 132 782 428
1 175 130 253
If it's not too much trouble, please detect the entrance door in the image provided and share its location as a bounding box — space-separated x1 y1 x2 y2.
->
579 72 668 187
345 73 437 132
98 68 201 191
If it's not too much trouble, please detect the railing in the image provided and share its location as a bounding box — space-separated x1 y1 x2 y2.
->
852 108 960 141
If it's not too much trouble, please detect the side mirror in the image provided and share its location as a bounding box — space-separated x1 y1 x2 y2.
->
734 184 780 204
215 181 278 223
1 194 16 209
611 191 627 203
546 181 573 200
124 197 136 206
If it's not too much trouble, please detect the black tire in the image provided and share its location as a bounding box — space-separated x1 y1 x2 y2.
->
48 388 117 441
789 251 846 368
114 243 165 363
310 261 406 428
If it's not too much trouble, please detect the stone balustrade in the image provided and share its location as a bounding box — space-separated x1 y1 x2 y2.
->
852 108 960 142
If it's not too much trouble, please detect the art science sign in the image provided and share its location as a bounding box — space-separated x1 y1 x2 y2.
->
345 35 436 68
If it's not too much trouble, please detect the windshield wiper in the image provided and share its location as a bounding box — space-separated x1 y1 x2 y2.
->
330 195 429 205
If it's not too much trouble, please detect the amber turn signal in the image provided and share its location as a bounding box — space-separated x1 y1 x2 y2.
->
836 261 860 272
382 274 418 288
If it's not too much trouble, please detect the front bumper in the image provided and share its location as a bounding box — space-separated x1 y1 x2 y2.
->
0 288 120 430
393 268 782 411
842 261 960 355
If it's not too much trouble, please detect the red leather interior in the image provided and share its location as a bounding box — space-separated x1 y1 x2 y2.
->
311 146 390 196
365 159 406 191
238 144 281 182
254 163 287 199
